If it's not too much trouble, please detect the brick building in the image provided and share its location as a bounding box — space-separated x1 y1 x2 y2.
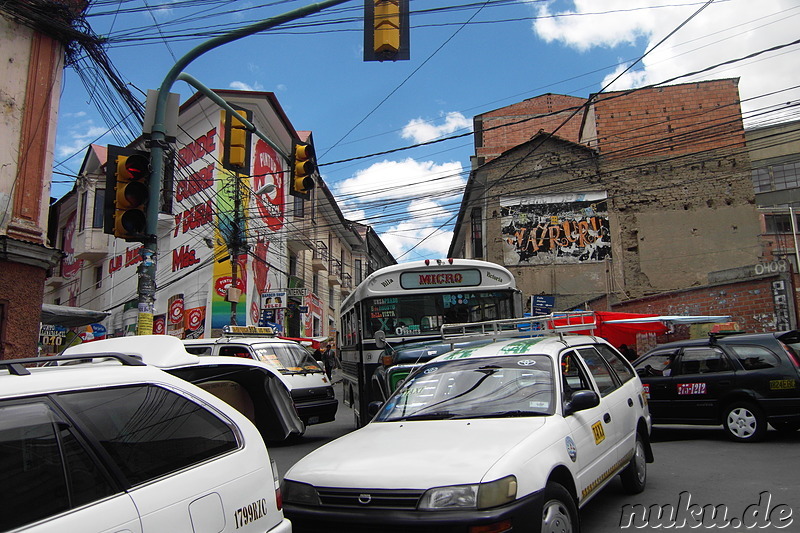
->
449 79 784 334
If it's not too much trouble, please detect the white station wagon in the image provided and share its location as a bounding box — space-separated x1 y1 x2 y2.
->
0 352 291 533
282 317 653 533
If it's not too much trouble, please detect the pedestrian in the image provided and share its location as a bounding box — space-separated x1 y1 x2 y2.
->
619 344 638 362
312 346 323 365
322 344 336 381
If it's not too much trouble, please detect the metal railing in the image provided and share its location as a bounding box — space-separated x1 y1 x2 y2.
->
440 311 597 342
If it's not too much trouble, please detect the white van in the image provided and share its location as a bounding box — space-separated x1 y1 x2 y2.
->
183 326 338 427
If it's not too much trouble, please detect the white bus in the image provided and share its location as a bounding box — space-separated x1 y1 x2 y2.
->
339 259 522 426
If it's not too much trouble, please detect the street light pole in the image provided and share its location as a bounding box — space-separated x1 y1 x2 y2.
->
138 0 353 334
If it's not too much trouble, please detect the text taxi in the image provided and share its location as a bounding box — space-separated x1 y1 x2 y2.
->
282 316 653 533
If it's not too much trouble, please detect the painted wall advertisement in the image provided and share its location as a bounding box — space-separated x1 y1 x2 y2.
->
89 100 288 339
500 192 612 265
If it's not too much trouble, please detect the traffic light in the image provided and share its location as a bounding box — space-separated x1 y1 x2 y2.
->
364 0 409 62
290 141 316 200
222 108 252 173
104 145 150 242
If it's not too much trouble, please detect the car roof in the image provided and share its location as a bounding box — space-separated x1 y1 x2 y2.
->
0 357 182 399
62 336 288 379
183 336 301 347
429 334 605 364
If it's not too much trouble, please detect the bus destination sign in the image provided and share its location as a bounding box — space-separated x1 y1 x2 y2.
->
400 268 482 289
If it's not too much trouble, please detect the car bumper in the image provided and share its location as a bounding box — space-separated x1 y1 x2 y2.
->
294 397 338 425
284 489 545 533
267 518 292 533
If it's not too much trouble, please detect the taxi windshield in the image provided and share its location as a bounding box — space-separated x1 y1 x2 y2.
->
376 355 554 421
252 343 323 374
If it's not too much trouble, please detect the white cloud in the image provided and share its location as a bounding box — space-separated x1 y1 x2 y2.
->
334 158 467 259
531 0 800 123
229 80 264 91
56 120 111 159
401 111 471 144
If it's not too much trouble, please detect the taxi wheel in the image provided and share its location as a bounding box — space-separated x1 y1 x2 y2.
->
620 434 647 494
541 482 579 533
724 402 766 442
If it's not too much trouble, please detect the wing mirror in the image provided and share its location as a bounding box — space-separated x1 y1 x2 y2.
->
565 390 600 415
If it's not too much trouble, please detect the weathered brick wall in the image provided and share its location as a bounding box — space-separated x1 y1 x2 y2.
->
475 94 587 164
589 79 746 158
586 273 797 336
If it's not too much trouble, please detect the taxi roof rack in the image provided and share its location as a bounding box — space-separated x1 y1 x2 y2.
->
441 311 596 343
0 353 146 376
221 325 275 337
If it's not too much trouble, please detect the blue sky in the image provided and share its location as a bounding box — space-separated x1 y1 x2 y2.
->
53 0 800 262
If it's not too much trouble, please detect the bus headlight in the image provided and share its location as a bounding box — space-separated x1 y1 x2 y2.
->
418 476 517 510
281 480 321 506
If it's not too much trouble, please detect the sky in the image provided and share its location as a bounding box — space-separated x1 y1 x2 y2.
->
53 0 800 263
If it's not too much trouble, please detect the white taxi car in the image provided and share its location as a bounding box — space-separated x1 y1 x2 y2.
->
1 352 291 533
282 318 652 533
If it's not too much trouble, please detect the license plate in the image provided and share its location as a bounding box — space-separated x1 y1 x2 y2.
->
308 416 320 424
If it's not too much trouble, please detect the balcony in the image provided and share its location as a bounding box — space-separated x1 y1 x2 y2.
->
328 259 342 287
74 227 109 260
313 241 328 271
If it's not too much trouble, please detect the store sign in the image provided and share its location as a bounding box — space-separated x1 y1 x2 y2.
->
261 291 287 309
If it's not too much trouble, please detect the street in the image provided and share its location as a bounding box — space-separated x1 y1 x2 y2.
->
269 380 800 532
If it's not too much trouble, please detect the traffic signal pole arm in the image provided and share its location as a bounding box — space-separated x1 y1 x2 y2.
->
176 72 288 160
136 0 353 335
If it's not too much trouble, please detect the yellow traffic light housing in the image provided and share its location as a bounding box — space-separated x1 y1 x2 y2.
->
364 0 409 62
104 145 151 242
222 108 253 173
290 141 316 200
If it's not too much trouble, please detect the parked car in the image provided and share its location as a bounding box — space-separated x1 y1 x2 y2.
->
282 325 653 533
0 352 291 533
183 326 338 427
63 334 305 441
633 330 800 442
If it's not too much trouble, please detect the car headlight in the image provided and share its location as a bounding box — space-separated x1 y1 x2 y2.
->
281 480 321 506
418 475 517 510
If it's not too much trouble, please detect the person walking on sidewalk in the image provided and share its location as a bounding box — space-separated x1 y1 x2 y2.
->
322 344 337 381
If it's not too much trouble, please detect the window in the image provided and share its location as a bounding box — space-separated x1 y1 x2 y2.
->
289 253 298 277
355 259 363 285
634 350 677 376
93 189 105 228
79 191 88 232
577 347 619 396
95 266 103 289
0 401 115 531
57 385 238 486
752 160 800 193
560 351 593 401
471 207 483 259
596 344 635 383
727 345 780 370
677 347 731 374
764 214 798 234
294 195 304 218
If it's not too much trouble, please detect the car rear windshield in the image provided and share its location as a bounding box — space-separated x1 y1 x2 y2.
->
252 343 323 374
376 355 554 421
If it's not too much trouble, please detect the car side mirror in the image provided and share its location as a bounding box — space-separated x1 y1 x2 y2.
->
367 401 384 417
374 330 386 349
565 390 600 415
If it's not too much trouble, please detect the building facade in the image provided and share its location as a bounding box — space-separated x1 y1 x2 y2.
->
450 79 775 325
43 90 394 349
0 4 85 358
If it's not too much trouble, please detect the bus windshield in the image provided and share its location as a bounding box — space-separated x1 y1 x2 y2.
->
365 290 516 338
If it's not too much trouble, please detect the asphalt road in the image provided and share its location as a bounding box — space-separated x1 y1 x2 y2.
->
269 382 800 532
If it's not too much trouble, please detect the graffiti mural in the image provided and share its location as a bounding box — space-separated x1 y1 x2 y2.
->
501 192 611 265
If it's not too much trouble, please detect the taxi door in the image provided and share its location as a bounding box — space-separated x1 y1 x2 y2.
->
668 346 737 423
560 351 619 504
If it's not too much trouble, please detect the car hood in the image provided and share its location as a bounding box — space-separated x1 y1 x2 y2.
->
285 417 548 489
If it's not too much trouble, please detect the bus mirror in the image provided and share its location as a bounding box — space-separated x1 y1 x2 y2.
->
374 330 386 349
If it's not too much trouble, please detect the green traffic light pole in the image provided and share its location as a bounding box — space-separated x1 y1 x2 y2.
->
138 0 353 335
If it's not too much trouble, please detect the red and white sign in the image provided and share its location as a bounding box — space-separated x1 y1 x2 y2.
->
252 139 284 231
677 383 707 395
